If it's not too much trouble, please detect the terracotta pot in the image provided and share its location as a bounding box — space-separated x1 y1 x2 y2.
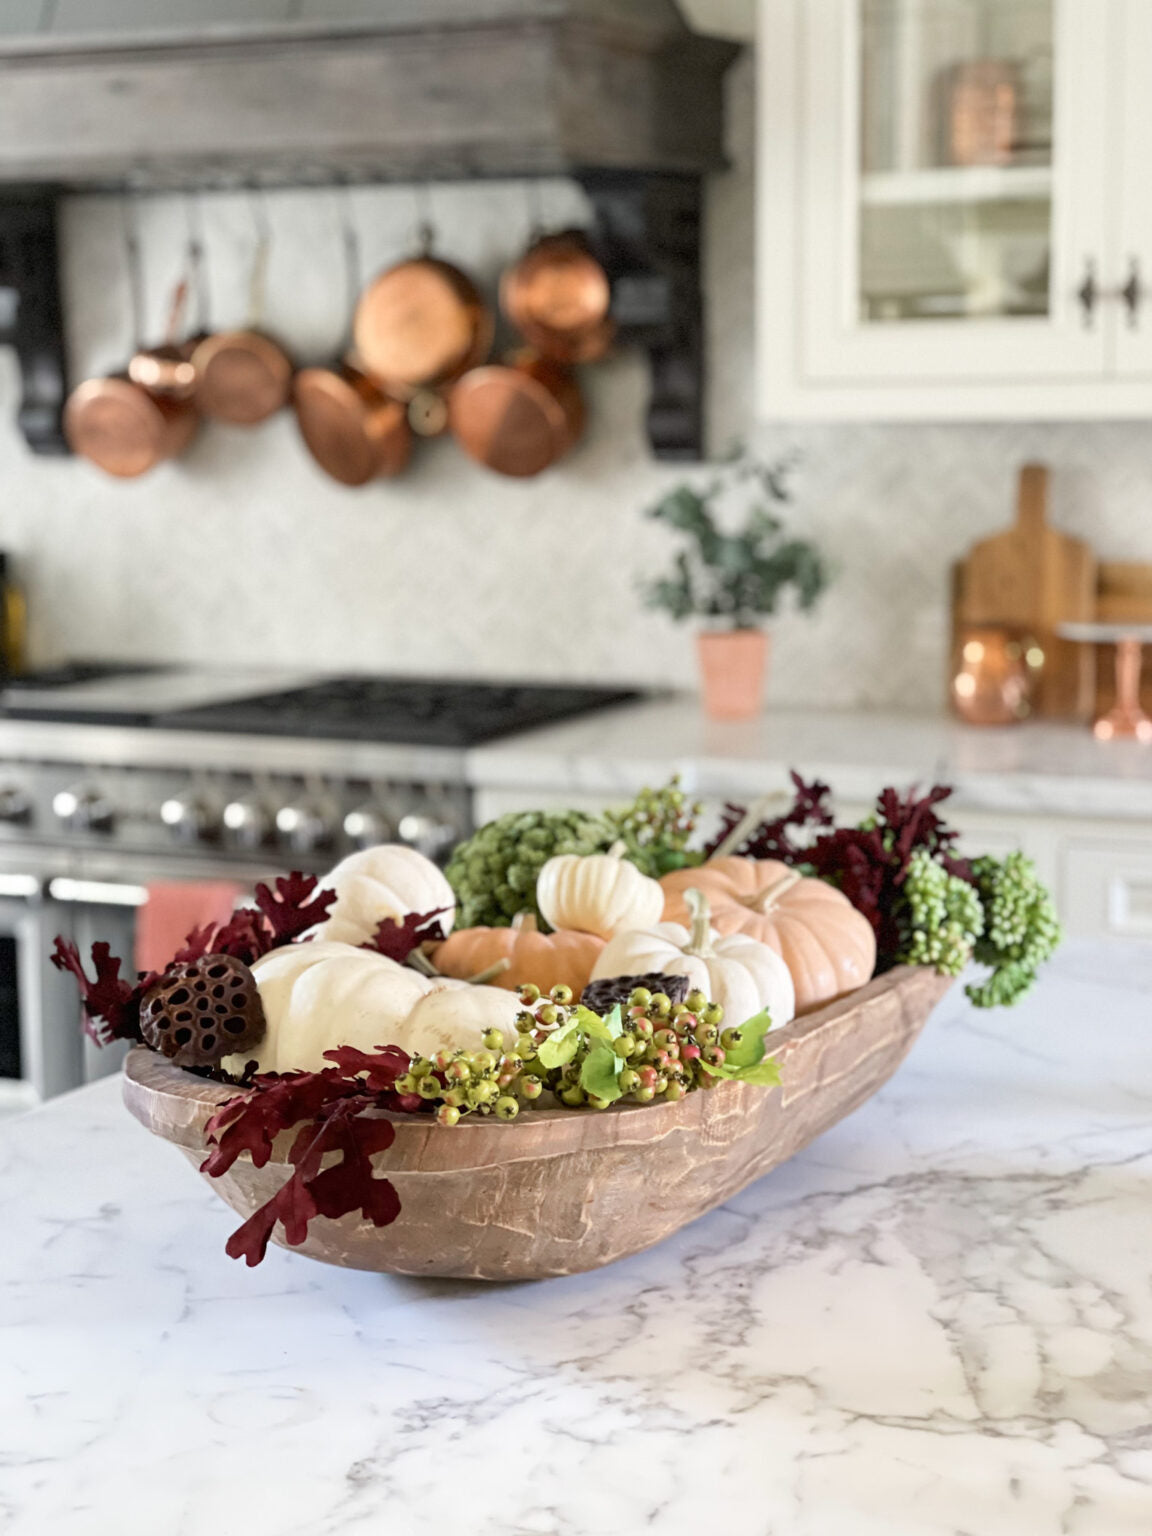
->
697 629 770 720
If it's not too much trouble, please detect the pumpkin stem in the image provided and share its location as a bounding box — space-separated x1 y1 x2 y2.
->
405 946 442 977
511 912 539 935
683 888 716 958
606 840 627 860
465 958 513 986
710 793 789 860
749 869 803 913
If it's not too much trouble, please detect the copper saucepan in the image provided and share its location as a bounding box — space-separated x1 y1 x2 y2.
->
500 231 614 364
294 364 412 487
353 251 492 398
448 352 584 478
192 211 293 425
65 273 199 479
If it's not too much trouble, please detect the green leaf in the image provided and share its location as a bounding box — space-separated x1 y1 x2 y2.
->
536 1018 582 1070
720 1009 773 1069
571 1005 620 1043
698 1008 782 1088
579 1042 624 1103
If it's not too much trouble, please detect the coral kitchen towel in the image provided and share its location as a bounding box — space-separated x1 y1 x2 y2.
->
135 881 243 976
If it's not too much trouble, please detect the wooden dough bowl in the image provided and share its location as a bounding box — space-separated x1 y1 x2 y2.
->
123 967 952 1282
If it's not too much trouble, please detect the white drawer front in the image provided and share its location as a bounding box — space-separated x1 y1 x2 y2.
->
1061 841 1152 939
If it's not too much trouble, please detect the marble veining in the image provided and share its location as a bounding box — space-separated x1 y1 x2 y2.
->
1 940 1150 1535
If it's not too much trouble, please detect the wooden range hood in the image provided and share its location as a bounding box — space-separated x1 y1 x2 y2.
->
0 0 739 459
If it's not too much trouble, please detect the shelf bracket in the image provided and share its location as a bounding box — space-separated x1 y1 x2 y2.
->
578 171 706 462
0 190 69 456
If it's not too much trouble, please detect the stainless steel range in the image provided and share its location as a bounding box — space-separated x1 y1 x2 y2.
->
0 665 638 1105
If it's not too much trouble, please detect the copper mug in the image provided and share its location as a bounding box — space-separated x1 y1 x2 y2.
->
950 626 1036 725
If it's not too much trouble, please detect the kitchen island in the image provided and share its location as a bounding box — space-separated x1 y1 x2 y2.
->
2 940 1150 1536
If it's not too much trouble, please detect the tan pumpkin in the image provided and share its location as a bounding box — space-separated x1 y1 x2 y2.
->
660 858 876 1012
431 913 605 997
536 841 664 941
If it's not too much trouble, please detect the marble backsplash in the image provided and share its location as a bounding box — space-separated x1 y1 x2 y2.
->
2 53 1152 711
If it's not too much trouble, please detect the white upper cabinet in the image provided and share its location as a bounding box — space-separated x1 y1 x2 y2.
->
756 0 1152 419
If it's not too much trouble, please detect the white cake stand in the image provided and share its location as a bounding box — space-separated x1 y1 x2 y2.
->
1059 622 1152 742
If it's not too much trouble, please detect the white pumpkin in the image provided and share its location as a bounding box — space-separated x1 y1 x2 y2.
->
590 889 796 1031
308 844 456 947
222 940 519 1075
537 841 664 941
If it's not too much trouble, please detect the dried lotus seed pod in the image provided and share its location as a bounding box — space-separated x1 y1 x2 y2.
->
140 953 265 1070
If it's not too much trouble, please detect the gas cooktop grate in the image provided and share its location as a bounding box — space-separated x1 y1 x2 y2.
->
154 678 641 746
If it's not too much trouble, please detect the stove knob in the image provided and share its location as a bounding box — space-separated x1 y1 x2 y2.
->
276 799 334 856
53 785 115 834
398 811 459 861
343 805 395 849
0 784 32 825
160 795 217 844
222 796 273 851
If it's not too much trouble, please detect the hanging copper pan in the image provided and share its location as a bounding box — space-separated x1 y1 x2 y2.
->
191 329 293 425
353 256 492 397
65 275 199 479
64 376 198 479
500 231 614 364
191 211 293 425
294 364 412 487
448 353 584 478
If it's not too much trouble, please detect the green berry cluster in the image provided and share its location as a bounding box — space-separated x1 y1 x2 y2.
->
967 851 1061 1008
444 809 619 928
606 776 705 877
398 982 784 1125
899 849 984 977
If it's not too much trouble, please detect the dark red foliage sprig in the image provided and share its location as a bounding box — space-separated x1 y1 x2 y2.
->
49 938 154 1044
705 770 835 860
53 872 337 1050
202 1044 420 1266
706 774 973 968
359 907 450 964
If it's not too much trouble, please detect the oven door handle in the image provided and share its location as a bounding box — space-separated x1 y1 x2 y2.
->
0 874 42 899
46 877 148 907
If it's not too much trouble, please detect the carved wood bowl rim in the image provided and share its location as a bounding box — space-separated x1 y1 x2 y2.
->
123 967 938 1164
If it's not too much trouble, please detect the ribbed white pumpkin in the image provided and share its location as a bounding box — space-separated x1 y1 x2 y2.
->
537 841 664 941
308 844 456 947
221 940 520 1074
590 890 796 1031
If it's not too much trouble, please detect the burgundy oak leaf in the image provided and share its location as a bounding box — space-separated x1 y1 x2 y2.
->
359 907 451 964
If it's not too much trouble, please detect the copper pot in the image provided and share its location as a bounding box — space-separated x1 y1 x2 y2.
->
191 328 293 425
353 256 492 397
64 374 198 479
293 363 412 487
448 353 584 478
126 339 199 400
501 231 614 364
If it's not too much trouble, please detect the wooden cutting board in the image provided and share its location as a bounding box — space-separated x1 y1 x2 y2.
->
954 464 1097 718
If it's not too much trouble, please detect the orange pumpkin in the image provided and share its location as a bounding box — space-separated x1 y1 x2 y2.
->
431 913 605 998
660 857 875 1012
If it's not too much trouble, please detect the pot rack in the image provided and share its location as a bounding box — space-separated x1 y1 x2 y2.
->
0 3 739 462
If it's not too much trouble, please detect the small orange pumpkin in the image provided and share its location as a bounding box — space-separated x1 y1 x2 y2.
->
431 913 605 998
660 857 876 1012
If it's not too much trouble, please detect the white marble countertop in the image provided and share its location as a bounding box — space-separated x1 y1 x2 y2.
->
3 939 1151 1535
465 699 1152 820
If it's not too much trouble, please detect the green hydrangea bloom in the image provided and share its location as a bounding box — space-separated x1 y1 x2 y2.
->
445 809 619 929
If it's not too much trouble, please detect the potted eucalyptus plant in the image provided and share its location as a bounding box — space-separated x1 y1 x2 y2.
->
642 454 829 720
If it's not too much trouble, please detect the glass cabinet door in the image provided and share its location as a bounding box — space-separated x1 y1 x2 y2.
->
798 0 1112 384
859 0 1054 325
